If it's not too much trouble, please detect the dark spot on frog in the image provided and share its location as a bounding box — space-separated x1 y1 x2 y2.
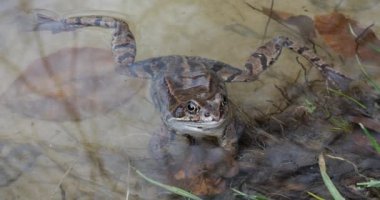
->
174 106 185 117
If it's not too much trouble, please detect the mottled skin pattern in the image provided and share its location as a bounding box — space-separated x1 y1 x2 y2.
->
33 13 351 156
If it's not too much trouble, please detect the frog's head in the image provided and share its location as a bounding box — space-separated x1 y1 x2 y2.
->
152 68 231 136
167 90 230 135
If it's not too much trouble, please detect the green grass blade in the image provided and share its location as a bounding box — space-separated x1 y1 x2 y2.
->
134 168 202 200
357 180 380 188
358 123 380 153
304 99 316 114
318 154 345 200
354 55 380 93
307 191 325 200
327 88 367 109
368 43 380 53
231 188 267 200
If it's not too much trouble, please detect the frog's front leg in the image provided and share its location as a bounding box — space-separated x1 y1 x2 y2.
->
32 12 154 78
149 126 177 168
214 36 352 89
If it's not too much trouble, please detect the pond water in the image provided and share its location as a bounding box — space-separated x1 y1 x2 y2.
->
0 0 379 199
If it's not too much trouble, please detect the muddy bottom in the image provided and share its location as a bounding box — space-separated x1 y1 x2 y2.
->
228 81 380 199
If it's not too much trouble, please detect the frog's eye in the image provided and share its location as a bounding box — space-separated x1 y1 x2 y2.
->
186 101 199 114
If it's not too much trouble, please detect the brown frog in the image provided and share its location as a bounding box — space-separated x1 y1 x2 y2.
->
31 11 350 166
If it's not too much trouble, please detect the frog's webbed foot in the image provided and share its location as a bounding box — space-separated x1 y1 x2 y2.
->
29 10 82 33
276 36 353 90
320 67 352 91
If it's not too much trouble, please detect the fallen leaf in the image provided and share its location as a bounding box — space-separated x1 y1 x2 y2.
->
315 12 380 65
348 115 380 133
1 47 144 121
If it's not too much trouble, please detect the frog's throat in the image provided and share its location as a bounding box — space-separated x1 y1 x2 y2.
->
165 112 232 136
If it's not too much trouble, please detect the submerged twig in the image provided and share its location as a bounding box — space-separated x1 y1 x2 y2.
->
50 159 78 199
296 57 311 86
125 162 131 200
326 154 367 179
261 0 275 44
274 84 292 105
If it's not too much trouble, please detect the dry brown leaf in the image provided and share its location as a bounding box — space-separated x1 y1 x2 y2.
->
348 115 380 133
1 47 144 121
315 12 380 65
257 7 380 65
186 176 226 196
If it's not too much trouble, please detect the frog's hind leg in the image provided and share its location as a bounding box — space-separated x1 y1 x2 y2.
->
281 37 352 90
31 11 153 78
215 36 352 90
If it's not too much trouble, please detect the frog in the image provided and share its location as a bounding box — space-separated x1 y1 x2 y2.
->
31 11 351 165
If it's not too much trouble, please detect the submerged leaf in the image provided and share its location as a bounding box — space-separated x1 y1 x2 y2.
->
314 12 380 65
1 47 143 121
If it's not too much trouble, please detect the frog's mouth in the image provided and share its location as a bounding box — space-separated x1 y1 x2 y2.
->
166 117 229 136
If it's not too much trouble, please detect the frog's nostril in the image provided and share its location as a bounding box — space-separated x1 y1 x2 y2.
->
204 112 210 117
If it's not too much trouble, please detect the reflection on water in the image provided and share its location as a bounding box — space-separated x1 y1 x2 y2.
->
0 0 379 199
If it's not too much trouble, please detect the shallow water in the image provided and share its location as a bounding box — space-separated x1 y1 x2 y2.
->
0 0 379 199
